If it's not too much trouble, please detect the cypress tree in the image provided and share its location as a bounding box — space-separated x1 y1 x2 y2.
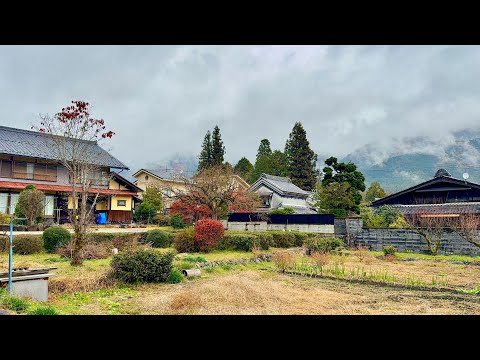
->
234 157 254 180
284 122 319 191
198 130 212 171
256 139 272 160
211 125 225 166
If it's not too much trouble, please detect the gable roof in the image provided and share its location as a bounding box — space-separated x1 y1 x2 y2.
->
248 173 310 198
0 126 128 169
372 174 480 206
132 168 186 183
231 174 250 189
112 172 143 193
392 202 480 215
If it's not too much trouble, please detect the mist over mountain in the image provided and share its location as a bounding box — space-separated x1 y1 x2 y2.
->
342 129 480 193
145 154 198 178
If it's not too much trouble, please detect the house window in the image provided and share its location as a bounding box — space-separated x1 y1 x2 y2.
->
0 160 12 178
162 189 172 197
145 175 149 181
12 162 57 182
0 193 8 213
9 193 19 214
44 195 55 216
117 200 127 207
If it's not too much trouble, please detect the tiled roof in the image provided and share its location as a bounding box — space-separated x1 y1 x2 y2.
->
393 202 480 214
250 173 310 197
0 126 128 169
0 180 137 196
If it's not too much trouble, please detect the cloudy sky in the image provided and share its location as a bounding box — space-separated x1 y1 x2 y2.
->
1 45 479 172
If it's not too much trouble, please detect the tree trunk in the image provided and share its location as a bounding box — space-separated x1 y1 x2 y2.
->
71 226 84 266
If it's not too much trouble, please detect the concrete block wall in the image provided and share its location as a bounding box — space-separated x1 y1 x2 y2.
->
353 228 480 256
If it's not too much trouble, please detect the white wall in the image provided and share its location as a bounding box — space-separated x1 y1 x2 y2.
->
226 222 334 234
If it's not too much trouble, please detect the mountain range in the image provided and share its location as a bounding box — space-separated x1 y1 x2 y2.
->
342 129 480 193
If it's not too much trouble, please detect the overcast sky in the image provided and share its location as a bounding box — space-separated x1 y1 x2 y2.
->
1 45 479 171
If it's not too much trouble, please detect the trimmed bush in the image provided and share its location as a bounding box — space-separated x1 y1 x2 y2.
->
43 226 71 253
305 236 344 254
290 231 308 247
170 214 186 229
12 235 44 255
86 233 116 243
219 233 257 251
269 231 296 248
195 219 224 252
111 249 176 283
255 232 273 250
168 269 184 284
173 228 197 253
145 229 170 248
383 245 396 256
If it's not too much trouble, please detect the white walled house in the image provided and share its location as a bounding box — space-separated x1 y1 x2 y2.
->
248 173 317 214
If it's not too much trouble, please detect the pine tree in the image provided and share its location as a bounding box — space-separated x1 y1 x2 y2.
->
256 139 272 160
234 157 254 181
284 122 319 191
198 130 212 171
211 125 225 166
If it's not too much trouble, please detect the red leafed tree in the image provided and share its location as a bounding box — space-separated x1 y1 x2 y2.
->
32 101 115 266
170 200 212 225
195 218 225 252
228 189 261 213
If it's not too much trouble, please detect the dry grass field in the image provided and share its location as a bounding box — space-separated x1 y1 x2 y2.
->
2 249 480 315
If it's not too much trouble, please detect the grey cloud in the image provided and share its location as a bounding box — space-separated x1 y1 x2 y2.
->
0 45 479 171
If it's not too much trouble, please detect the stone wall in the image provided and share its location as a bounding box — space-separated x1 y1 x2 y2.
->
225 221 334 234
352 227 480 256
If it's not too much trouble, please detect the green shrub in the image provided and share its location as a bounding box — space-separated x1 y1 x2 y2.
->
170 214 186 229
383 245 396 256
12 235 44 255
176 261 196 270
173 228 197 253
290 231 308 247
1 295 29 312
42 226 71 253
145 229 170 248
305 236 344 254
168 269 184 284
269 231 296 248
86 233 116 243
255 232 273 250
111 249 176 283
0 212 11 225
219 233 257 251
28 305 59 315
184 255 207 263
269 207 295 215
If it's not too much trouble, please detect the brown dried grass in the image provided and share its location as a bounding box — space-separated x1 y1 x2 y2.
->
311 252 330 267
271 251 295 272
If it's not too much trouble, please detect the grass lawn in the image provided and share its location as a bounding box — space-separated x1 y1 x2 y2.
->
1 248 480 315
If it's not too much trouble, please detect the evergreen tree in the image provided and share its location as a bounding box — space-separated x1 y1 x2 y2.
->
256 139 272 160
211 125 225 166
198 130 212 171
249 150 288 184
365 181 387 202
284 122 319 191
322 156 366 213
234 157 254 181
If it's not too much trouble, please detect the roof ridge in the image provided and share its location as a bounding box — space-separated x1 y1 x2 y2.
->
0 125 98 145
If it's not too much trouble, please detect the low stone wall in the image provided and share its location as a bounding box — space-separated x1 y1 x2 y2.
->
225 221 334 234
353 228 480 256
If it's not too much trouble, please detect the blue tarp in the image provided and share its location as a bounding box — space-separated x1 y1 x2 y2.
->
97 212 107 225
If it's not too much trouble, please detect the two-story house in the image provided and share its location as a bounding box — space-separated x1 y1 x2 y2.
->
248 173 317 214
0 126 141 224
133 168 250 214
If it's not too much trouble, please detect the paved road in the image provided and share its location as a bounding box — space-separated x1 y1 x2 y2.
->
6 227 150 236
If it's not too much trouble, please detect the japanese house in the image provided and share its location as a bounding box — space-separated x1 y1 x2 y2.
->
0 126 141 224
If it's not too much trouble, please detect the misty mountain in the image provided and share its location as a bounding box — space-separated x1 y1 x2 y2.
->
145 154 198 178
341 129 480 193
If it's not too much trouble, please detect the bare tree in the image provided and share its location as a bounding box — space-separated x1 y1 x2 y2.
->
404 212 455 255
165 165 258 220
456 212 480 248
32 101 115 266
